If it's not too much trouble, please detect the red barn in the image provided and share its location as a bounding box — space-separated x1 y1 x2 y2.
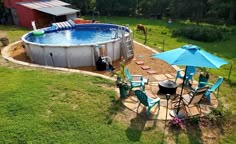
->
3 0 79 28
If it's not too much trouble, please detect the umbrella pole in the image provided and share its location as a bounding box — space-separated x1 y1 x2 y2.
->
176 66 188 115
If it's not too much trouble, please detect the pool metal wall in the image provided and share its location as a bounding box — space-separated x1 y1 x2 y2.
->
22 24 131 68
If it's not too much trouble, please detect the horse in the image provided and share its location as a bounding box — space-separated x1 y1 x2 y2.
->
136 24 147 35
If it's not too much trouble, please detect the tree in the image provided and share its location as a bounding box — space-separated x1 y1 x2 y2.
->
96 0 136 16
62 0 95 15
0 0 4 15
168 0 207 20
208 0 236 24
96 0 113 15
62 0 235 24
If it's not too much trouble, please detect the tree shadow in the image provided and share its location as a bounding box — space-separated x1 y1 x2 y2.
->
167 121 183 144
105 98 125 125
125 109 148 142
185 118 203 144
167 116 203 144
158 120 169 144
227 80 236 88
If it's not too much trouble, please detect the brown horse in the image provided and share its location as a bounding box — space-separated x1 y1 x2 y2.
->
136 24 147 35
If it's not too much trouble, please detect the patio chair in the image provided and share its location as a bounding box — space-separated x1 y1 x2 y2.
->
175 66 196 85
193 76 223 102
135 90 160 115
202 77 224 102
125 68 145 92
183 89 205 117
172 88 205 117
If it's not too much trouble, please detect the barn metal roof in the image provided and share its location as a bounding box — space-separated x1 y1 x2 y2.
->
37 6 79 16
17 0 70 9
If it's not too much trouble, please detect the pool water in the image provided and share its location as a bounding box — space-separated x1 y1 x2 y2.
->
26 28 122 45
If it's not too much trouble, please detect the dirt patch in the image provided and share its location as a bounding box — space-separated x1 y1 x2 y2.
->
8 42 31 62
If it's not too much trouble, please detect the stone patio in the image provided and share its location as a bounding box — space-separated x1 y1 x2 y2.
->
121 73 218 120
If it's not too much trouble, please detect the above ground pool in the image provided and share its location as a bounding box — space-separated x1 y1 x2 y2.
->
22 23 133 68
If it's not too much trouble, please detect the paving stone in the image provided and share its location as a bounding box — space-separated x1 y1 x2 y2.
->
158 74 168 80
199 104 211 114
145 90 157 99
185 106 200 117
152 74 167 81
169 78 176 82
165 73 175 79
135 61 144 65
140 65 151 70
170 73 177 77
147 70 157 74
149 81 159 85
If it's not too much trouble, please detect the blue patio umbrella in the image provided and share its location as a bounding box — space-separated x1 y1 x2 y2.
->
152 45 228 115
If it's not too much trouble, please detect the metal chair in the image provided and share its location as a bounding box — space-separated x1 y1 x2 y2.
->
172 88 205 117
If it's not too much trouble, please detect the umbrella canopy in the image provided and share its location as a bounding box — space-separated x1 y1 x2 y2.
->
152 45 228 68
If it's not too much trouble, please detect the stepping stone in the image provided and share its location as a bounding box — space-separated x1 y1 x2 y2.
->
135 61 144 65
140 65 151 70
147 70 157 74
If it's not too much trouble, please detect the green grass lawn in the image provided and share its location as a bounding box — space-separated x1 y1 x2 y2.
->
0 67 167 143
1 17 236 143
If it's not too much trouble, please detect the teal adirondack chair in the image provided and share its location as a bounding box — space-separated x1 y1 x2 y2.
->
194 76 224 102
175 66 196 85
135 90 160 115
203 77 224 102
125 68 145 92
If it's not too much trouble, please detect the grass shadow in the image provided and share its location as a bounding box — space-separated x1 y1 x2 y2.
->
227 80 236 88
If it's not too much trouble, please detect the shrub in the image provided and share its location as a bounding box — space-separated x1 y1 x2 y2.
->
0 33 9 46
207 101 232 122
217 24 230 32
172 26 223 42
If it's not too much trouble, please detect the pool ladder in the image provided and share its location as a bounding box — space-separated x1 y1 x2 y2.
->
119 26 134 60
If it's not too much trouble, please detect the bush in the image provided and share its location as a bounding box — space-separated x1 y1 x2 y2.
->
172 26 223 42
